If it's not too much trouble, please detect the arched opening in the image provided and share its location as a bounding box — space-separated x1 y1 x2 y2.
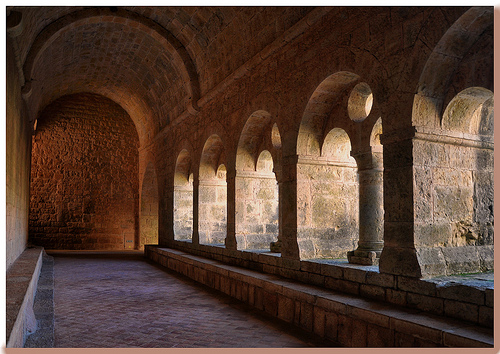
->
429 88 494 270
235 149 279 251
442 87 494 135
140 161 159 249
296 72 361 260
29 93 140 250
235 111 279 251
297 127 359 259
199 135 227 246
174 149 194 242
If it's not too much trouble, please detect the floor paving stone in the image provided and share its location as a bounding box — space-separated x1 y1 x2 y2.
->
48 252 335 348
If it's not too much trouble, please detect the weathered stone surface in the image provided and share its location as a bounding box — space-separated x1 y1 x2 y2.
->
441 246 481 274
443 299 479 323
407 293 444 315
436 283 485 305
415 247 447 277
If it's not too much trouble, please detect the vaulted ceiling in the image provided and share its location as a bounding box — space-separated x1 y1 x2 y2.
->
7 6 314 145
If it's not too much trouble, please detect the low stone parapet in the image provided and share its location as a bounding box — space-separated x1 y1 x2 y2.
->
145 245 493 347
161 241 493 329
6 246 45 348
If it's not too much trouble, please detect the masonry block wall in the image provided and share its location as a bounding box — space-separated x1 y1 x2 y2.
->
6 36 31 269
29 93 139 250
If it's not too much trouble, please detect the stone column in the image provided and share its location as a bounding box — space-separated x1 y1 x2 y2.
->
270 179 284 253
276 155 300 260
348 149 384 265
191 179 200 245
378 130 422 277
225 170 237 250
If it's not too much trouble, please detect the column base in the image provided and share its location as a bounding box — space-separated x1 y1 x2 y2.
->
347 250 380 266
270 240 282 253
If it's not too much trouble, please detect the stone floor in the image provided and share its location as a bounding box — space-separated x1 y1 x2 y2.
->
27 251 335 348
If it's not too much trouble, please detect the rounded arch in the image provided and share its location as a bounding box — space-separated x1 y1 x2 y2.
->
199 134 226 180
442 87 494 136
236 110 273 171
174 148 194 242
256 150 274 173
321 127 355 164
198 134 227 246
174 149 193 186
29 92 140 251
412 7 493 128
22 7 200 112
297 71 361 157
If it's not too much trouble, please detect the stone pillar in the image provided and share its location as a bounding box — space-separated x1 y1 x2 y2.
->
276 155 300 260
378 130 422 277
270 179 284 253
191 179 200 245
225 170 237 250
348 149 384 265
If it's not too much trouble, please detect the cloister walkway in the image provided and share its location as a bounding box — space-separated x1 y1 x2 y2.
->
26 251 334 348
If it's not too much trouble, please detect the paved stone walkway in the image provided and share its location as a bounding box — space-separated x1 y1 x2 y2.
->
49 252 332 348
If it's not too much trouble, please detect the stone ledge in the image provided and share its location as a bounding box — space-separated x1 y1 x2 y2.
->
164 240 493 326
145 246 493 348
6 246 45 348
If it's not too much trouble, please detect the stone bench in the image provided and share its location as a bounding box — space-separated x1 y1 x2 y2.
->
145 246 493 347
6 246 44 348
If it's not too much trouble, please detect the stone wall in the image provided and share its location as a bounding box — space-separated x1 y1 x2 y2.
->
297 162 359 259
29 93 140 250
235 171 279 250
6 36 31 269
174 184 194 241
199 172 227 245
413 137 494 276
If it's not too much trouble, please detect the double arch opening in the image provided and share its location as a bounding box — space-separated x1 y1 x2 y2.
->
296 71 383 263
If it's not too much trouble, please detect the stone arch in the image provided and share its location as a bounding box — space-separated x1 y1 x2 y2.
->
235 112 279 251
321 128 357 164
236 110 274 171
199 134 227 180
174 149 194 242
412 7 493 128
22 7 200 112
256 150 274 173
297 71 361 157
442 87 493 136
199 134 227 246
140 160 159 249
297 125 359 260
